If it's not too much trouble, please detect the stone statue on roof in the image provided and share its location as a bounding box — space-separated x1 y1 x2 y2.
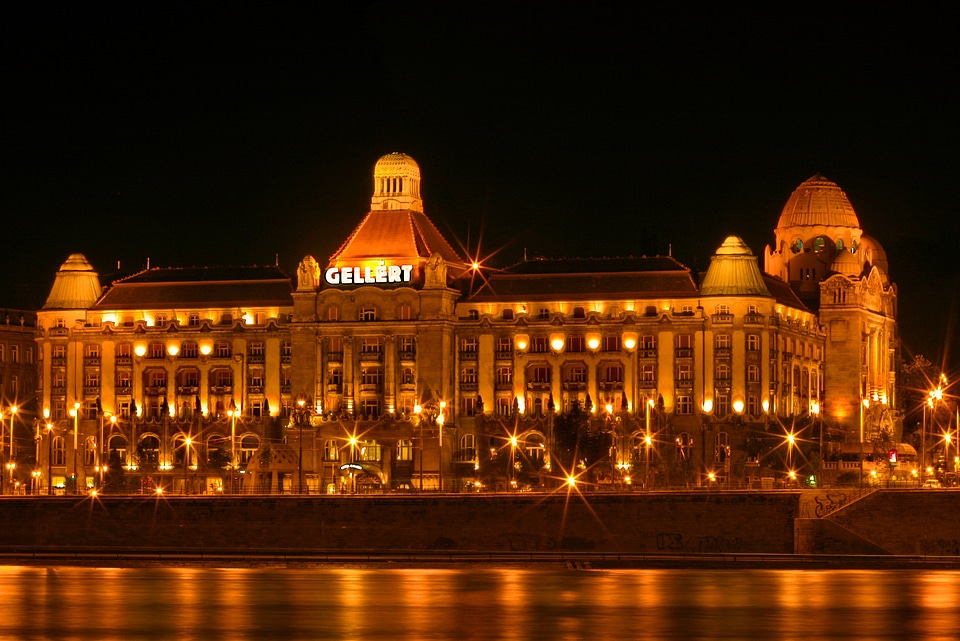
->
297 255 320 291
424 253 447 288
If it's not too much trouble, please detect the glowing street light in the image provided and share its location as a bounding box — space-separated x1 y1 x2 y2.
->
69 402 80 494
509 435 518 490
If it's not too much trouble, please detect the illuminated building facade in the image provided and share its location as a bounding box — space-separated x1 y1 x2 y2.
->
29 156 897 493
1 309 38 494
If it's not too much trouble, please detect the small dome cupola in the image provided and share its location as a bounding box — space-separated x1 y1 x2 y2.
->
370 152 423 212
43 253 103 309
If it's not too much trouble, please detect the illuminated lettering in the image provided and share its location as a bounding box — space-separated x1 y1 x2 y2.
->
323 263 415 287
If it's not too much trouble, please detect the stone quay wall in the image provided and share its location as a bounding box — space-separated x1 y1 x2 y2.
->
2 491 799 555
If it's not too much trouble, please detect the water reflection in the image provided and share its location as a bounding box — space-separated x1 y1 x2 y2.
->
1 566 958 640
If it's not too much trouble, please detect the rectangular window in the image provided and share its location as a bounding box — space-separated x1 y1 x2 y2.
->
640 364 655 382
715 334 731 349
460 367 477 383
460 337 478 353
249 369 264 387
181 342 198 358
676 395 693 415
462 396 476 416
747 334 760 351
640 335 656 350
676 363 692 382
399 336 416 357
149 342 165 359
11 345 20 363
676 334 693 349
359 307 377 321
747 396 760 415
496 367 512 385
84 371 100 389
361 368 382 386
567 335 585 352
361 338 381 354
715 393 730 417
496 337 512 356
748 365 761 383
496 397 512 417
530 337 549 353
248 342 264 357
603 335 621 351
603 363 623 382
188 313 201 326
214 342 232 358
531 365 550 383
568 365 586 383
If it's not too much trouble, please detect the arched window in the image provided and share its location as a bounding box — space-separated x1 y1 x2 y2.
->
324 440 340 461
84 436 97 466
108 435 128 465
139 435 160 465
53 437 66 466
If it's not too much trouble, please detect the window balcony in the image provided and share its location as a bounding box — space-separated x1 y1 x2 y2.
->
459 381 479 391
675 348 693 358
562 381 587 391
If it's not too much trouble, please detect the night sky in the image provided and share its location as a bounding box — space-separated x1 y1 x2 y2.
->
2 3 957 365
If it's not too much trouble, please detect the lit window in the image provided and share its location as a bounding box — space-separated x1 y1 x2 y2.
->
567 335 585 352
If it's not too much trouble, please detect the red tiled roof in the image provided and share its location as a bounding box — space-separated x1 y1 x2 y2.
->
468 257 699 301
93 266 293 309
330 209 467 267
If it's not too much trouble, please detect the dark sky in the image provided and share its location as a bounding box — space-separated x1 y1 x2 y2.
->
2 2 957 364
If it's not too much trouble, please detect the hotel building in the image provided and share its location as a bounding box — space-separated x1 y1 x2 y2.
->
28 154 898 493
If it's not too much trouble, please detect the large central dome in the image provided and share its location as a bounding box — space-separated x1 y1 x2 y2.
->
776 174 860 230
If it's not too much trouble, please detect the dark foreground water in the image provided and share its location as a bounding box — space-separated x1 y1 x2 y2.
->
1 565 958 640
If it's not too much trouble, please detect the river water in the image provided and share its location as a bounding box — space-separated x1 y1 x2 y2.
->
1 565 957 640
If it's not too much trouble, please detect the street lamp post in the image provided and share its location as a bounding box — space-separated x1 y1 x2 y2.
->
183 437 192 494
228 407 238 493
437 403 445 493
45 409 53 496
295 398 306 495
348 436 358 494
414 403 423 491
8 406 17 493
70 402 80 494
509 435 518 491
